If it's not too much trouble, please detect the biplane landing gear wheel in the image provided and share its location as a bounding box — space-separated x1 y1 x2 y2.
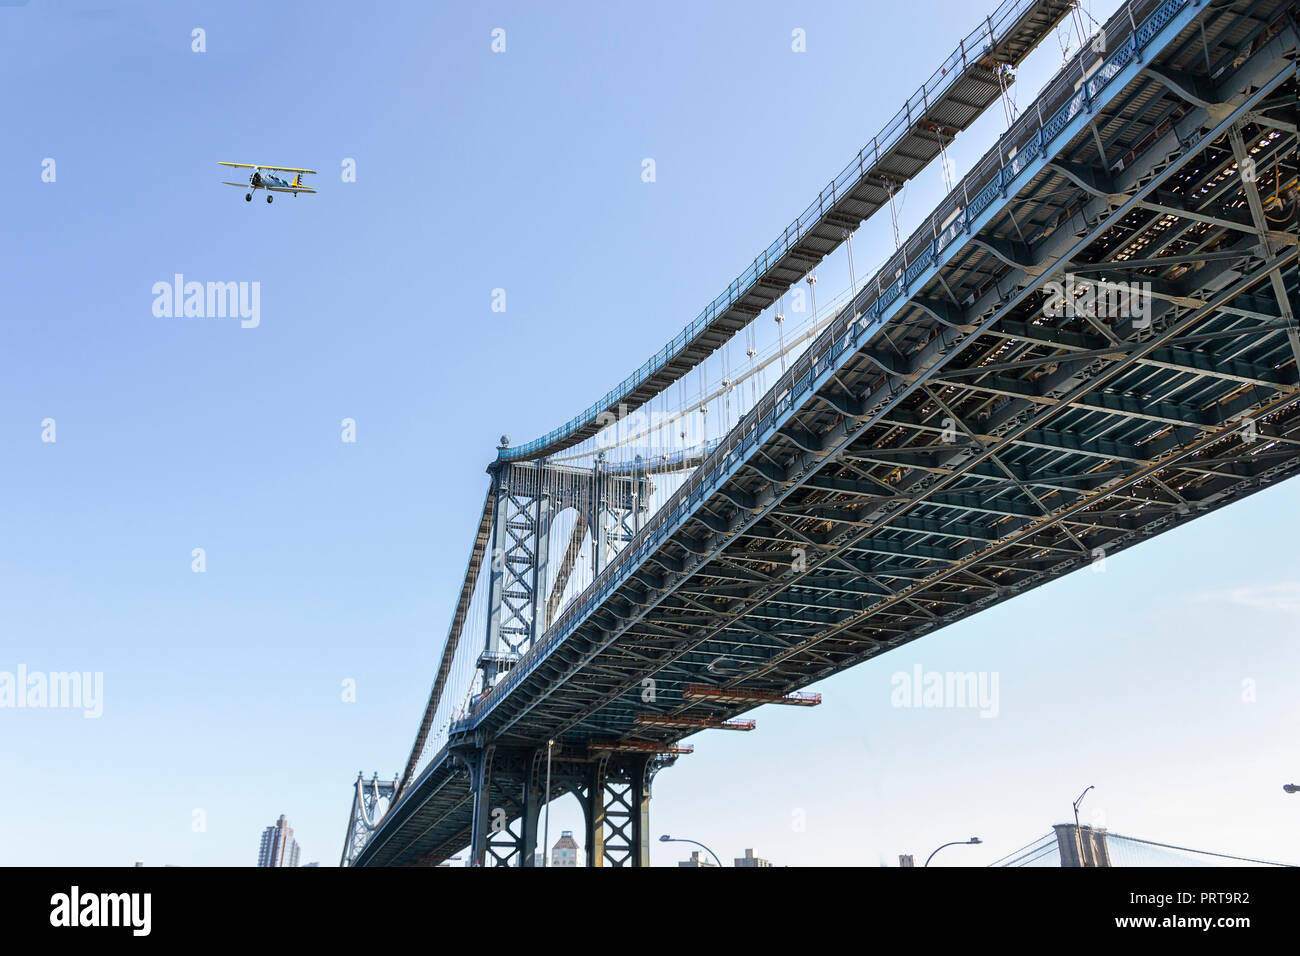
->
266 194 273 204
245 193 252 202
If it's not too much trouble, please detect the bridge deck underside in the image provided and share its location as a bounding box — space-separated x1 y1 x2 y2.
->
358 0 1298 866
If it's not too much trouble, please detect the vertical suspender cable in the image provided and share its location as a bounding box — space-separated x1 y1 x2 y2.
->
776 295 787 374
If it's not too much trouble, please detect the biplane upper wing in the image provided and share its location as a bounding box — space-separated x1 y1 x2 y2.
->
219 162 318 174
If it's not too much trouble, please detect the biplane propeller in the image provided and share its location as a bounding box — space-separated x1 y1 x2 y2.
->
219 162 317 204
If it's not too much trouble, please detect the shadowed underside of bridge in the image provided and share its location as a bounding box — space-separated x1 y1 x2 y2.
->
353 0 1299 866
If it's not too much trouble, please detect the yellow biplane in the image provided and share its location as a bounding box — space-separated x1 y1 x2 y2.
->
219 162 317 204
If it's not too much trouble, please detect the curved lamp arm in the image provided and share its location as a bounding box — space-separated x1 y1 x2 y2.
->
924 837 981 867
659 835 723 868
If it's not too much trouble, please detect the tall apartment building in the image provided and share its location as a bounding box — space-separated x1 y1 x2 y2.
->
257 814 301 868
734 848 771 867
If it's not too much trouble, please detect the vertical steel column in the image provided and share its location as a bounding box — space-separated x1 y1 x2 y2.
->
520 745 548 867
466 745 494 867
519 787 542 867
481 468 511 686
631 458 645 535
583 756 608 867
627 756 652 868
591 456 607 577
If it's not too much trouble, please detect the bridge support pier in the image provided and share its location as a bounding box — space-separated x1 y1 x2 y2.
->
462 745 546 867
460 745 670 867
581 754 666 867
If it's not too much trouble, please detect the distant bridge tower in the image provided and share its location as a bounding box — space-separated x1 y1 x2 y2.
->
340 772 398 868
1053 824 1112 867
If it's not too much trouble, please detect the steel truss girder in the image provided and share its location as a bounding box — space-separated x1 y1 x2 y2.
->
470 16 1299 744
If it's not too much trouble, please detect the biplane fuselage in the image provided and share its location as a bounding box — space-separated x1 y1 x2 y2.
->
250 170 295 189
219 162 317 204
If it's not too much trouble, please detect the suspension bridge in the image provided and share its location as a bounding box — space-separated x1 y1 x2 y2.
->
344 0 1300 866
992 825 1295 866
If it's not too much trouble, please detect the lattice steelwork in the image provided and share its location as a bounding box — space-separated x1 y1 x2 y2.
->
480 468 549 684
480 461 651 685
593 778 640 867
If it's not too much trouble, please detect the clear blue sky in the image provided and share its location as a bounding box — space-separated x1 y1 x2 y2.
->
3 0 1298 867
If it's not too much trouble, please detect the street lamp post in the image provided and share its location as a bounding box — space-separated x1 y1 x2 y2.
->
924 837 982 867
1073 785 1095 829
542 739 554 868
1284 784 1299 794
659 834 723 868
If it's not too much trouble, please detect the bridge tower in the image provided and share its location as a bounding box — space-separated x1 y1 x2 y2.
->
461 454 657 866
339 772 398 868
478 454 651 687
